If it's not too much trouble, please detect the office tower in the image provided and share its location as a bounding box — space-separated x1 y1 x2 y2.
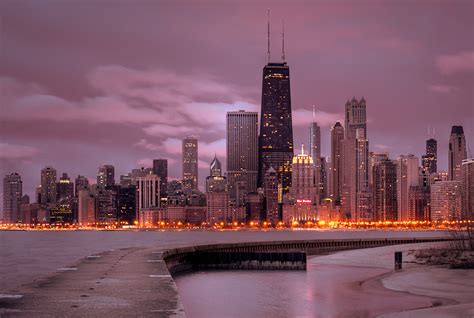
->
95 186 118 223
290 144 316 203
130 167 153 184
245 192 265 222
330 122 344 204
431 181 462 221
118 185 136 224
341 98 370 221
258 62 294 193
373 159 397 221
182 136 198 191
317 157 328 203
397 154 420 221
449 126 467 181
344 97 367 140
461 159 474 219
369 153 389 188
3 173 22 223
40 166 57 205
206 155 227 193
136 173 160 225
226 111 258 201
408 186 430 221
75 175 89 196
206 156 228 223
57 173 74 201
153 159 168 200
78 189 96 225
309 118 321 162
97 164 115 188
264 167 279 223
422 138 437 174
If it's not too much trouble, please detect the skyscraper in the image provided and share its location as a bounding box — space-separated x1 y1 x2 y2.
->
397 154 419 221
344 97 367 140
448 126 467 181
40 166 57 205
330 122 344 204
57 173 74 201
153 159 168 200
373 159 397 221
422 138 437 174
431 180 462 221
3 173 22 223
258 62 294 193
226 111 258 201
341 97 370 221
75 175 89 197
97 164 115 189
206 156 228 223
136 173 160 215
290 144 316 203
263 167 279 223
182 136 198 191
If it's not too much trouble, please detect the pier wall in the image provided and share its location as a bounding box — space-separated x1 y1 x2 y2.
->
163 237 452 275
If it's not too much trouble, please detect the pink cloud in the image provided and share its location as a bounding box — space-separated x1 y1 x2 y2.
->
428 84 458 94
292 109 343 127
0 143 39 160
436 51 474 75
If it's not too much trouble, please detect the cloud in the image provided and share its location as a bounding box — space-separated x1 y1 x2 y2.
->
436 51 474 75
0 143 39 160
428 84 458 94
136 158 153 167
374 144 391 151
134 139 161 151
292 109 343 127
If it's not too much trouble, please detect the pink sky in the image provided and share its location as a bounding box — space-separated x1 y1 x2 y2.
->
0 0 473 205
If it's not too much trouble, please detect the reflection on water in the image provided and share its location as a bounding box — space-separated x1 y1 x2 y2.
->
175 257 431 318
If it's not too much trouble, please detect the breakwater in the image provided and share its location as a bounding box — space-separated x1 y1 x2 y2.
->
163 237 451 274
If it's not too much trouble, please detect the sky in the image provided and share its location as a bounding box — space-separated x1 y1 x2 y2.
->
0 0 473 210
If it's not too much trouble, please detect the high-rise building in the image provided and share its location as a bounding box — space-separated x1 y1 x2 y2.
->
206 156 228 223
78 189 96 225
75 175 89 197
341 98 370 221
206 156 227 193
118 185 136 225
448 126 467 181
264 167 279 223
40 166 57 205
408 186 430 221
97 164 115 189
461 158 474 219
397 154 420 221
258 62 294 193
153 159 168 200
226 111 258 202
309 120 321 163
136 173 160 223
3 173 22 223
290 144 316 204
422 138 437 174
182 136 198 191
344 97 367 140
57 173 74 201
330 122 344 204
373 159 397 222
431 180 462 221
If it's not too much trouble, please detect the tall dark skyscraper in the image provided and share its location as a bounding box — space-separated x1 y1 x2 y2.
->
258 62 294 192
422 138 437 174
182 136 198 191
153 159 168 200
448 126 467 181
40 166 57 205
330 122 344 205
97 164 115 189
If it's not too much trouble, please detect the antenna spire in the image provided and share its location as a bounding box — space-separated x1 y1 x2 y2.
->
301 143 304 155
281 18 285 62
267 9 271 63
312 105 316 122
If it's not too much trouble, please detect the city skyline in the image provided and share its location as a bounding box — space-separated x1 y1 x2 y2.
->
1 1 473 208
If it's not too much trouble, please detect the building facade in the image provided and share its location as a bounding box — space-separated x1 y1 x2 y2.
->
226 111 258 202
448 126 467 181
3 173 22 223
397 154 420 221
182 136 198 191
